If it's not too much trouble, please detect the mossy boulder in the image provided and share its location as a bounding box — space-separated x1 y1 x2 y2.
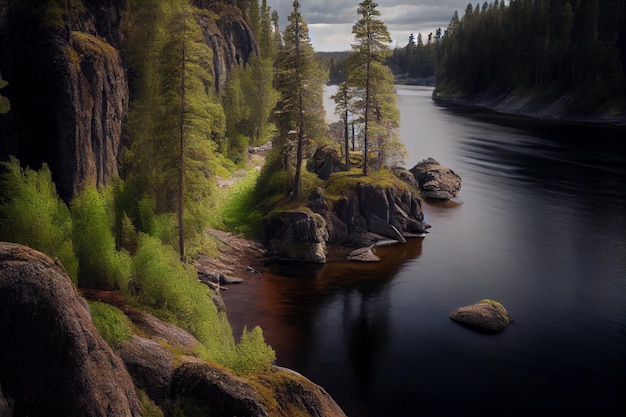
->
410 158 462 200
449 299 512 332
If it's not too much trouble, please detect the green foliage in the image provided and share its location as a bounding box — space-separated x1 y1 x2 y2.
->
324 168 410 202
128 235 236 363
127 234 275 373
0 158 78 283
390 32 437 80
251 149 290 210
137 389 165 417
89 301 132 349
220 168 264 237
124 0 229 259
436 0 626 103
348 0 405 174
71 187 131 290
232 326 276 375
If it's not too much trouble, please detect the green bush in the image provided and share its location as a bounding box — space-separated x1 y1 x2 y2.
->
137 389 164 417
232 326 276 375
128 234 275 373
128 234 236 364
0 158 79 282
71 187 131 290
89 301 132 349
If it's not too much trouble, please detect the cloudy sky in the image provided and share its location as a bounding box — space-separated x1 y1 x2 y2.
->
266 0 475 52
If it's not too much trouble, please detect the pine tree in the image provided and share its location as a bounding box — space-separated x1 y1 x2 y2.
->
331 81 354 170
349 0 404 175
124 0 225 258
274 0 326 198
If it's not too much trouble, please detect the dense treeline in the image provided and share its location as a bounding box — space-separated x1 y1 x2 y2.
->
389 31 439 82
316 52 351 84
437 0 626 104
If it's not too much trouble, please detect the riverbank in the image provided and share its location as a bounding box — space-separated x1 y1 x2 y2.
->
432 89 626 128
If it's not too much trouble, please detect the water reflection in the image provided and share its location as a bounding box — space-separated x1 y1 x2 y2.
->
224 239 423 392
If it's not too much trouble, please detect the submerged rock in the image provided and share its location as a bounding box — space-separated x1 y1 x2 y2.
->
449 299 512 332
347 246 380 262
410 158 462 200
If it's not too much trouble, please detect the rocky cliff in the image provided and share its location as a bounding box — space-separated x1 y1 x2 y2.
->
0 0 257 200
264 170 429 263
0 0 128 201
0 242 347 417
0 242 142 416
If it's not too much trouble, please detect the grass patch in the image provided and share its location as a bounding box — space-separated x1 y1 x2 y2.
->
219 168 264 237
324 168 411 202
89 301 132 349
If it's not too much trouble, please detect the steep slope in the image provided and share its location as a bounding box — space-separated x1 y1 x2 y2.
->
0 0 258 200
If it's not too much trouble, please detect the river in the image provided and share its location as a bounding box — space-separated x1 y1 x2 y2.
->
222 85 626 416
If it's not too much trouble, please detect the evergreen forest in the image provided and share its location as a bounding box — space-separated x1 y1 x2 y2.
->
391 0 626 108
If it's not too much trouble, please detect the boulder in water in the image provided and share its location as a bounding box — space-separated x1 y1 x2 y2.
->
410 157 462 200
449 299 512 332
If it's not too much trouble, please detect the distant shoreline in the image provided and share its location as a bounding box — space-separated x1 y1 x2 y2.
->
431 90 626 129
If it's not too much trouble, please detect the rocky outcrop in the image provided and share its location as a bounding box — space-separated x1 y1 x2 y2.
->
0 0 258 200
171 363 347 417
307 144 347 180
0 1 128 201
449 299 512 332
194 1 259 93
330 183 427 247
265 210 328 263
347 246 380 262
264 181 428 263
410 157 462 200
172 362 269 415
0 242 141 416
0 243 347 416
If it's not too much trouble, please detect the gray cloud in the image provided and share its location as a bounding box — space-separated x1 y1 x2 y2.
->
266 0 473 51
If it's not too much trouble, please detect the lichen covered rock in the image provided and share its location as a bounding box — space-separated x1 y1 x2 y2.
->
410 158 462 200
449 299 512 332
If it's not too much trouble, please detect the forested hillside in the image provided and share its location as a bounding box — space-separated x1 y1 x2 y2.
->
435 0 626 110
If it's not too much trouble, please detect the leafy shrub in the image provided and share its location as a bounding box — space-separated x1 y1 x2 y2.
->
71 187 131 290
128 235 236 364
89 301 132 349
128 235 275 373
232 326 276 375
0 158 78 282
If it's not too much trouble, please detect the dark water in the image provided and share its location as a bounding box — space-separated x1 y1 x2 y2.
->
223 86 626 416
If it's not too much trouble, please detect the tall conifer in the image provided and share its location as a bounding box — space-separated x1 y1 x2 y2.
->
349 0 404 174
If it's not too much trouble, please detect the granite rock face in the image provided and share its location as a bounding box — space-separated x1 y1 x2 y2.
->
0 1 128 201
410 157 462 200
265 210 329 263
0 0 258 200
0 242 141 417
